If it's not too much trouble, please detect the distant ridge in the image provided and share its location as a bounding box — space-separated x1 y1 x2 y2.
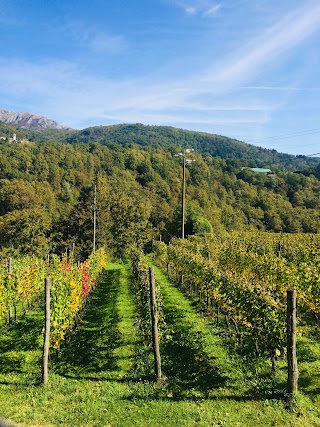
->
0 109 68 130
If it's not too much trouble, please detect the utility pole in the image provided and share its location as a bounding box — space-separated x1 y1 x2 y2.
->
175 149 195 239
182 152 186 239
93 184 97 253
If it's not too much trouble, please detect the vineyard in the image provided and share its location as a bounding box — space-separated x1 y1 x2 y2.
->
0 249 106 350
153 233 320 378
0 235 320 426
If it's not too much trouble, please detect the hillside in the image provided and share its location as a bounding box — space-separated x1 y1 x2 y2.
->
46 123 319 170
0 136 320 258
1 120 317 171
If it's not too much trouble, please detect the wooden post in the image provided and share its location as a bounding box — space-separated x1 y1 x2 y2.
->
287 289 298 396
149 267 162 381
8 257 13 324
8 257 12 273
93 185 97 253
42 278 51 385
231 317 242 344
180 273 184 287
8 258 18 321
8 307 12 325
225 314 230 332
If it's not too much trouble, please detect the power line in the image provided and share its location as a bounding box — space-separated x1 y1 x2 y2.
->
247 127 320 146
307 152 320 157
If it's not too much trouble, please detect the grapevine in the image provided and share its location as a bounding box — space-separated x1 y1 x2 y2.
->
155 232 320 371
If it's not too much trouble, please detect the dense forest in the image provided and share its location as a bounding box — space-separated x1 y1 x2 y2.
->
1 121 320 259
15 122 319 170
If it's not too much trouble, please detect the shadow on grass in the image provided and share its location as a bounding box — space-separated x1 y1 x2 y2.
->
0 315 43 353
299 372 320 397
124 297 254 402
127 267 291 403
0 353 23 375
160 304 230 395
53 269 122 377
54 268 144 383
0 313 43 378
125 284 238 402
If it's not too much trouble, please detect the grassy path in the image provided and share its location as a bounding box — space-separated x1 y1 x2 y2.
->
151 262 244 399
148 260 320 427
55 263 137 381
0 262 319 426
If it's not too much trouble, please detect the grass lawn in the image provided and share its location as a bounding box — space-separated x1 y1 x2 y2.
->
0 262 319 426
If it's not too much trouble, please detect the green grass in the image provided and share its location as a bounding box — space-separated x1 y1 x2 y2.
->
0 262 319 426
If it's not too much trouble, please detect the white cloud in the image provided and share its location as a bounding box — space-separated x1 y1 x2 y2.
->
203 4 222 16
63 20 127 53
203 3 320 85
88 33 126 53
1 2 320 134
242 86 320 91
172 1 222 17
185 6 197 14
92 111 268 127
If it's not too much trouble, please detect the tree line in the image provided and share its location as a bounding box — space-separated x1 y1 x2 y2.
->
0 133 320 259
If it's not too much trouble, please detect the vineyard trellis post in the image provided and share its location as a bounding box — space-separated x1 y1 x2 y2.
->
7 257 13 324
287 288 298 397
149 266 162 381
42 277 51 385
93 184 97 253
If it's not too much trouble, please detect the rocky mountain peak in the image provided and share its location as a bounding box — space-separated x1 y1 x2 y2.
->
0 109 69 130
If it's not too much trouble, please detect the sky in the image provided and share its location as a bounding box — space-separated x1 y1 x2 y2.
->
1 0 320 156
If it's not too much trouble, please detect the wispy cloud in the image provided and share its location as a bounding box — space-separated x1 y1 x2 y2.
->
203 4 222 16
173 1 222 17
0 57 271 129
0 1 320 135
63 21 127 53
202 2 320 85
242 86 320 91
185 6 197 14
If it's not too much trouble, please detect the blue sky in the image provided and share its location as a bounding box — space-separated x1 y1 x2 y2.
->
1 0 320 155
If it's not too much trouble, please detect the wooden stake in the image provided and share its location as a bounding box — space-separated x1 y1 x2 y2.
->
166 263 170 275
8 258 13 324
42 278 51 385
8 307 12 325
149 267 162 381
8 257 12 273
287 289 298 396
93 185 97 253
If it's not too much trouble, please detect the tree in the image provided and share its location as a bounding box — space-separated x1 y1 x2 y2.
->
109 190 152 258
0 208 51 255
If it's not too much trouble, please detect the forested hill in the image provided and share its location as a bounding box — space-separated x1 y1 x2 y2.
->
0 125 320 259
4 122 317 171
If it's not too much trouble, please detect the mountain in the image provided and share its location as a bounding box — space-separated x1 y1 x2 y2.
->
0 109 68 130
